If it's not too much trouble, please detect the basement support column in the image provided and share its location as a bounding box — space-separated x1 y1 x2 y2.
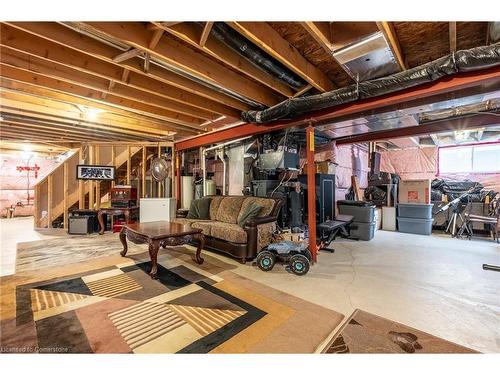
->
95 146 101 209
306 124 317 263
63 162 68 229
127 146 131 185
111 146 116 188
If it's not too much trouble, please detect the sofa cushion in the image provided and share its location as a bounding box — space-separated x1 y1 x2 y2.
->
172 218 205 226
238 197 276 223
186 197 212 219
209 196 224 220
210 221 247 244
215 196 246 224
191 221 212 236
237 202 262 227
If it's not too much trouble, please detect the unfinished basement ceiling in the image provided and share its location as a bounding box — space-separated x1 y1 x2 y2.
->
317 90 500 140
0 21 494 147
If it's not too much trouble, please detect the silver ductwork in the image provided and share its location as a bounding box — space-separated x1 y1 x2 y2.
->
333 32 400 82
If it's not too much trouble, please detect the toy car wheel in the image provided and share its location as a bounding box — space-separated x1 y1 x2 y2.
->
289 254 310 276
256 250 276 271
304 249 313 261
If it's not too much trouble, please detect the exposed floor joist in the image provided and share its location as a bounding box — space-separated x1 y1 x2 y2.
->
4 22 251 112
376 21 407 70
84 22 283 106
155 22 295 98
227 22 336 92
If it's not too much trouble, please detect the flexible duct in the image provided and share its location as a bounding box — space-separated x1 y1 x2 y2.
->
210 22 306 90
242 43 500 124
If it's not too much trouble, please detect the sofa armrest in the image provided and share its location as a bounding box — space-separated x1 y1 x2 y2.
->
244 215 276 227
176 208 189 218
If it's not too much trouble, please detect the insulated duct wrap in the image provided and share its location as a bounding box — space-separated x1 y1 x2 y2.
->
242 44 500 124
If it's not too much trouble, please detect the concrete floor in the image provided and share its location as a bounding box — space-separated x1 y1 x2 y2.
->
1 217 499 353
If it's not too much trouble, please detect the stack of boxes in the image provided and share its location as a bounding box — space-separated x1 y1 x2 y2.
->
396 179 433 235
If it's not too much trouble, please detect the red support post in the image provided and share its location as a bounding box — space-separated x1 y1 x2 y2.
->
306 124 318 263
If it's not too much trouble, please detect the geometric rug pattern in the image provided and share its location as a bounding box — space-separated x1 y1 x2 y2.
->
1 250 345 353
322 309 478 354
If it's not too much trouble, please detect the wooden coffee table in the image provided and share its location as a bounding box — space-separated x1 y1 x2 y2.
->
119 221 204 279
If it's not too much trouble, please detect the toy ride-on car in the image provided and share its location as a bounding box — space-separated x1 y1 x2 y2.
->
256 240 312 276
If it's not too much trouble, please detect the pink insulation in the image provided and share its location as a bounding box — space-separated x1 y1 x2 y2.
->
380 147 500 191
312 142 369 205
0 154 60 217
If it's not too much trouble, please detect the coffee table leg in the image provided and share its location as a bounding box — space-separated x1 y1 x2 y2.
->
149 241 160 279
119 227 128 257
192 233 205 265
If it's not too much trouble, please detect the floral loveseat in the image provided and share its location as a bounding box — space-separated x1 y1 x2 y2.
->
173 195 282 263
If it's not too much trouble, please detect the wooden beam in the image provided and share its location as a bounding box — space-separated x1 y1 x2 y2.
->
199 22 214 47
5 22 250 111
88 145 95 209
84 22 282 106
63 161 68 229
0 49 217 122
112 48 142 63
0 94 174 139
121 68 130 83
111 146 116 188
79 147 85 209
376 22 407 71
141 146 146 198
149 28 164 49
1 78 190 133
227 22 335 92
300 22 334 54
0 25 243 119
95 146 101 209
292 84 313 98
155 22 294 98
47 175 53 226
33 184 40 227
157 144 161 197
144 53 150 73
449 22 457 53
0 64 204 132
127 146 131 185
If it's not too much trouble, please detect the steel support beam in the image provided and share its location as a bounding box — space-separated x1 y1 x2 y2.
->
175 65 500 151
306 125 317 263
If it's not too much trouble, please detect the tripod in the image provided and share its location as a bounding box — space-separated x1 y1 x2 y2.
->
446 201 472 238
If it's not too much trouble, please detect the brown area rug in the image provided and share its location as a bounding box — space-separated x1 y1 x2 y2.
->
322 309 477 354
1 246 344 353
16 234 146 273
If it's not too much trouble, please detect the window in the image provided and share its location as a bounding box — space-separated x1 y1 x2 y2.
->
439 143 500 173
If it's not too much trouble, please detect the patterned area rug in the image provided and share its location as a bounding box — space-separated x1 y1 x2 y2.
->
1 248 344 353
322 309 477 354
16 235 146 273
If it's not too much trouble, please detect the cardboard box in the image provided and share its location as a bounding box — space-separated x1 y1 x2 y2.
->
399 179 431 204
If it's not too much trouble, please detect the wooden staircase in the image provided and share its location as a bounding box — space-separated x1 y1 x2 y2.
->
33 142 175 229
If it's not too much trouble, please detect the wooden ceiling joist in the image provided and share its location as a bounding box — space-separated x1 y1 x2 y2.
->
0 45 222 123
376 21 407 71
300 22 334 54
199 22 214 47
449 22 457 52
4 22 250 111
112 48 142 63
227 22 336 92
83 22 282 106
0 61 210 132
0 78 193 135
0 23 242 118
0 92 175 137
153 22 294 98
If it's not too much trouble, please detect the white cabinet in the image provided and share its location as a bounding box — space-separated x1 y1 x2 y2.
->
140 198 176 223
